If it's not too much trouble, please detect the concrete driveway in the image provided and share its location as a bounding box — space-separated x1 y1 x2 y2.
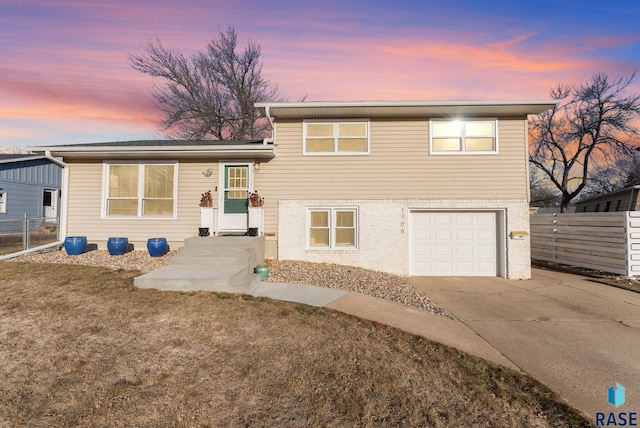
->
411 268 640 417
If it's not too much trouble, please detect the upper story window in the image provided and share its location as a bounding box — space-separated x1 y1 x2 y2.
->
304 121 369 155
0 192 6 213
430 119 497 154
103 162 177 218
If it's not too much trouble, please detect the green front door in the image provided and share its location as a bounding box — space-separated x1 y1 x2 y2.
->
224 165 249 214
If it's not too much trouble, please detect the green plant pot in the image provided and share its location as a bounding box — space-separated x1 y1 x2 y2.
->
255 264 270 281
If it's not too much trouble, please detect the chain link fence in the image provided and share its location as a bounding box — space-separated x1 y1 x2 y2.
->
0 215 59 256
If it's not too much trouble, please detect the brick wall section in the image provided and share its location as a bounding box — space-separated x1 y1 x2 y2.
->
278 199 531 279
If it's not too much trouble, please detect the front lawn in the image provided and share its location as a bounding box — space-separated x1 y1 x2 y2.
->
0 262 590 427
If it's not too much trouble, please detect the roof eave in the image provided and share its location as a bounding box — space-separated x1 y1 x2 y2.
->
256 99 561 118
0 155 45 164
28 145 276 160
256 99 561 108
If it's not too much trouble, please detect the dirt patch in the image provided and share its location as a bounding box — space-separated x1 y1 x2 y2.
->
0 262 590 427
533 260 640 293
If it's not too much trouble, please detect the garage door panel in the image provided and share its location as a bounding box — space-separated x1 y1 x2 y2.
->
434 261 453 272
477 245 495 256
477 215 496 226
435 230 453 240
477 262 497 275
435 245 452 256
454 261 475 274
455 230 473 240
453 245 472 256
454 213 474 224
433 214 453 225
411 211 498 276
477 229 494 240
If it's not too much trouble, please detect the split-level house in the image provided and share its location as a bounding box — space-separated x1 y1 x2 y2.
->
30 99 558 279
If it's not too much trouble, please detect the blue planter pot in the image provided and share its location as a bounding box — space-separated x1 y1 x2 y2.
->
107 237 128 256
64 236 87 256
147 238 168 257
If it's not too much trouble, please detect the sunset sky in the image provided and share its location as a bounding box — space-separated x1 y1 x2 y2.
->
1 0 639 148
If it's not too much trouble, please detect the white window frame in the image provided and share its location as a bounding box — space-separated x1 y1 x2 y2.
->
303 120 370 155
102 161 179 219
429 118 498 154
0 191 6 213
306 207 358 249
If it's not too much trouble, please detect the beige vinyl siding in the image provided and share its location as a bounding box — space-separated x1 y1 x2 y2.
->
255 117 529 233
66 160 220 246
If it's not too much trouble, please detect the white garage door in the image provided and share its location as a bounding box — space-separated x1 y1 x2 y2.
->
410 211 498 276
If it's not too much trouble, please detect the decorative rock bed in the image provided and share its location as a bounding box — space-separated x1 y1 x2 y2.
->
6 249 449 316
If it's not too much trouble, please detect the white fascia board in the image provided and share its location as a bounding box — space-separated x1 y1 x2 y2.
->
256 99 561 109
255 99 561 118
28 145 276 160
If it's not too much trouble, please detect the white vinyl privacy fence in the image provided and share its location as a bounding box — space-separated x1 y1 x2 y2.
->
530 212 640 277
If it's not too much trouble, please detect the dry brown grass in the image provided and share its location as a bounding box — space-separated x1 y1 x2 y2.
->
0 262 591 427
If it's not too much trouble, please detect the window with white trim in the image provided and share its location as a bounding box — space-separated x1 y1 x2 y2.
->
0 192 6 213
104 163 177 218
308 208 357 249
430 119 497 153
304 121 369 154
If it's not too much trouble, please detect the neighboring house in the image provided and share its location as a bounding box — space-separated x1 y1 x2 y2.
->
0 154 62 221
30 99 558 279
574 186 640 213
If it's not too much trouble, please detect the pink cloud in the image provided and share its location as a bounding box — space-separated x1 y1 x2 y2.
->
2 0 638 148
260 29 639 102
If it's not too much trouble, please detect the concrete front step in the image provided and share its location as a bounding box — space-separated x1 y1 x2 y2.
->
134 236 266 293
182 236 265 267
134 265 260 293
184 236 262 248
171 254 252 266
177 245 253 257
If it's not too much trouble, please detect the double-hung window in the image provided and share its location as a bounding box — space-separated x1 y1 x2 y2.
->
430 119 497 153
308 208 357 249
304 121 369 154
104 162 177 218
0 192 6 213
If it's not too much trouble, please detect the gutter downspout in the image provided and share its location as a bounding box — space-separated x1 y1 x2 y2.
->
262 106 276 151
264 106 275 131
44 151 69 244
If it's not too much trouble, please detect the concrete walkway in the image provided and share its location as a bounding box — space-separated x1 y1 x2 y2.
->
410 268 640 417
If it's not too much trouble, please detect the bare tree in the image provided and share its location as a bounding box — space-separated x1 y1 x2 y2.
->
130 27 279 140
529 164 560 208
622 157 640 187
530 73 640 212
578 158 633 198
